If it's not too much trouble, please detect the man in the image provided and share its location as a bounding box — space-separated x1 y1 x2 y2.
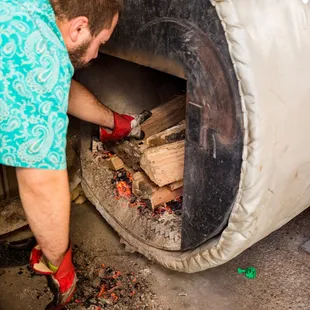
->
0 0 146 308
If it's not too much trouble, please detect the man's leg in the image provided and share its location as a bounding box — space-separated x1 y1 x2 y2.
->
16 168 76 308
16 168 70 266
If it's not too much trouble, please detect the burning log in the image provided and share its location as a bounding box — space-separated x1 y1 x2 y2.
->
113 170 134 201
132 172 183 209
140 140 185 187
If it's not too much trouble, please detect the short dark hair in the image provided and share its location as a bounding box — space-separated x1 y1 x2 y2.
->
50 0 123 36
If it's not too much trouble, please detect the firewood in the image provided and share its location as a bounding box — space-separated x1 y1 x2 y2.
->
105 156 124 171
107 96 186 170
140 140 185 187
168 180 184 191
132 172 183 208
69 168 81 191
71 184 82 202
74 194 87 205
107 140 146 171
141 95 186 139
145 121 186 147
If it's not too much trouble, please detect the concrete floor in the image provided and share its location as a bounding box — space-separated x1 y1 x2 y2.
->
0 203 309 310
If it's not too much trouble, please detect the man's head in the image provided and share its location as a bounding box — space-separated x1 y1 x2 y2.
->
51 0 123 69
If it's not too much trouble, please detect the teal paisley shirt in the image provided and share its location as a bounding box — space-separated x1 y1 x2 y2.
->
0 0 73 170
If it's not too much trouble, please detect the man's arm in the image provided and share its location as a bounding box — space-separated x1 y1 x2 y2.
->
16 168 70 267
68 79 114 129
68 79 151 141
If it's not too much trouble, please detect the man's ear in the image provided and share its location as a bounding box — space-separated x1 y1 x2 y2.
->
68 16 90 44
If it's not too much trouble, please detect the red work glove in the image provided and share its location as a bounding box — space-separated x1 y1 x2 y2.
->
100 110 152 142
30 244 77 310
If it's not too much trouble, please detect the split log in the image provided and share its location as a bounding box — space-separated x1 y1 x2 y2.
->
74 194 87 205
107 140 145 171
145 121 186 147
105 156 124 171
141 95 186 139
168 180 184 191
69 168 81 191
70 184 83 201
132 172 183 208
140 140 185 187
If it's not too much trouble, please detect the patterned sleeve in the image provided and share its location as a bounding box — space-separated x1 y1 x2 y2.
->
0 3 73 170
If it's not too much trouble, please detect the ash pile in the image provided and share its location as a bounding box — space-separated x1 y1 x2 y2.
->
67 246 163 310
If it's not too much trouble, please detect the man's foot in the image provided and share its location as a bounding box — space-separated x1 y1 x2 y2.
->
30 244 77 309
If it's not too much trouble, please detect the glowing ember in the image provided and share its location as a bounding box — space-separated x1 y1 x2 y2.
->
112 169 135 201
112 169 183 216
115 181 132 200
152 196 183 216
72 261 143 308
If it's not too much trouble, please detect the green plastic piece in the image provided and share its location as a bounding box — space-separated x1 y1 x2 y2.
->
237 267 257 279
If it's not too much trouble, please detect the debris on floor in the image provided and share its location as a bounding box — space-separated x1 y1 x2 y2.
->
301 239 310 254
67 245 161 310
237 267 257 279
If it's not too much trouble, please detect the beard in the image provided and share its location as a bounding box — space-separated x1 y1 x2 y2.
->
68 40 92 70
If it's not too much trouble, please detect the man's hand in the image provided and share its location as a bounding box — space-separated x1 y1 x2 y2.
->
100 110 152 141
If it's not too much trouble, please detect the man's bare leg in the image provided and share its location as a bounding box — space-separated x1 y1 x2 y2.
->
16 168 70 266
